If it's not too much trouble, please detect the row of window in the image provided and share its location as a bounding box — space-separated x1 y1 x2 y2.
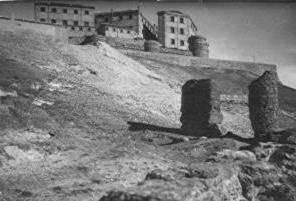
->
104 14 133 22
171 39 185 46
170 16 184 23
170 27 185 35
39 18 90 26
70 26 92 31
39 7 90 15
106 27 132 34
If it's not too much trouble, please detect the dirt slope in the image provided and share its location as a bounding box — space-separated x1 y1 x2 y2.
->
0 25 296 201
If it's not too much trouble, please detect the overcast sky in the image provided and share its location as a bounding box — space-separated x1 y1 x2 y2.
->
0 1 295 88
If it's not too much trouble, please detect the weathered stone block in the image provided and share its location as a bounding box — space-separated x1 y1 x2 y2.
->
180 79 223 135
248 71 279 140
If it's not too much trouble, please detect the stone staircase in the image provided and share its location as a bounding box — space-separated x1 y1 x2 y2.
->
140 13 158 40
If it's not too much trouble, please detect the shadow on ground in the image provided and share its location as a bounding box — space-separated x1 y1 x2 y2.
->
127 121 256 145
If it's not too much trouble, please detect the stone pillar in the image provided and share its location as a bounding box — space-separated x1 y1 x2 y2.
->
180 79 223 136
248 71 279 140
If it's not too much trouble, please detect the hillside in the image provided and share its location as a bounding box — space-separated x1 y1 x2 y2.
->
0 23 296 201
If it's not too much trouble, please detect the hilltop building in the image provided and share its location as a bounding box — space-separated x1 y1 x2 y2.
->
34 3 95 32
34 2 202 52
157 10 198 50
95 8 158 40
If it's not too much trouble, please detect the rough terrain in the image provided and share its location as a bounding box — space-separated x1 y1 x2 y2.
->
0 24 296 201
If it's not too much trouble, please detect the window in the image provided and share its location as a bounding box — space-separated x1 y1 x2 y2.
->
105 18 109 22
180 17 184 23
74 10 78 14
40 7 46 12
79 27 83 31
51 19 56 24
170 16 175 22
129 15 132 20
71 26 75 30
85 10 89 15
171 39 175 45
170 27 175 33
51 8 57 13
180 28 184 35
88 27 91 31
180 40 185 46
84 22 89 26
62 20 68 26
40 18 46 22
120 29 123 33
119 16 123 20
113 28 116 32
74 21 78 26
63 9 67 13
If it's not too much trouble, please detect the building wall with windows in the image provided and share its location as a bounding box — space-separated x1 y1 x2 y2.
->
34 3 95 32
157 10 198 50
98 24 137 39
95 9 143 38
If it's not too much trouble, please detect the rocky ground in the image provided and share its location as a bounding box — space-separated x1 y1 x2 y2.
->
0 24 296 201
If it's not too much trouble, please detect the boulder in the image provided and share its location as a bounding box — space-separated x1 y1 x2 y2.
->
100 191 161 201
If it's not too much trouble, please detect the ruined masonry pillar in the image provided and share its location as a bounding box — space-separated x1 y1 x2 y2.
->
248 71 279 140
180 79 223 135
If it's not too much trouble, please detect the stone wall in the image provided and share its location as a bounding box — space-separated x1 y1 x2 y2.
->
180 79 223 136
89 36 193 56
220 94 248 104
122 49 277 76
0 17 95 40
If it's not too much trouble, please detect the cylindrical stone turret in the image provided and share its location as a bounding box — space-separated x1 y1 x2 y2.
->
248 71 280 140
188 35 209 58
180 79 223 135
144 40 161 52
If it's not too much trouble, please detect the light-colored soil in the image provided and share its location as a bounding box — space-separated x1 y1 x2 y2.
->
0 24 295 201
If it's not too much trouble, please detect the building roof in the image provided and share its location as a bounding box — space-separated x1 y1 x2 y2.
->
35 3 95 9
95 9 139 17
157 10 190 18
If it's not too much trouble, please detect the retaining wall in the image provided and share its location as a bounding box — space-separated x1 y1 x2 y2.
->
122 49 277 76
0 16 95 41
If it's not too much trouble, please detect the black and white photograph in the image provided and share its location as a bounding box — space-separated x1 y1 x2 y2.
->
0 0 296 200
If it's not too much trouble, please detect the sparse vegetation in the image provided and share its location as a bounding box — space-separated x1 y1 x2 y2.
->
0 21 295 201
